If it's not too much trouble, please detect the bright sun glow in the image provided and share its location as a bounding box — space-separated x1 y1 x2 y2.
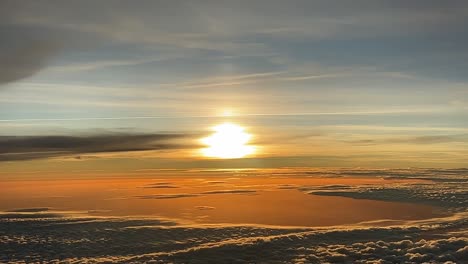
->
201 123 255 158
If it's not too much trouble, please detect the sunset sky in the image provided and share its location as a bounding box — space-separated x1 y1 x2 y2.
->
1 0 468 173
1 2 468 263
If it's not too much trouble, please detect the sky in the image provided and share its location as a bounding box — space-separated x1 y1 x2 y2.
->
1 0 468 171
1 2 468 263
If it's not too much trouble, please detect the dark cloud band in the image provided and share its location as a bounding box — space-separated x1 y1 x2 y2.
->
0 133 197 161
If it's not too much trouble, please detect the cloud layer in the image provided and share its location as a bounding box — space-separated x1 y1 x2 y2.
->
1 167 467 263
274 168 468 209
0 210 466 263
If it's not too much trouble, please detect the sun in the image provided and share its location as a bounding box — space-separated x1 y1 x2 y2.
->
201 123 255 159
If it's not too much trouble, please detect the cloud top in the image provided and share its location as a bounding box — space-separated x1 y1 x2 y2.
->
0 209 466 263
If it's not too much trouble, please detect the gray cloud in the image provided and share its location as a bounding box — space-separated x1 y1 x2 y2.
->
0 28 60 86
0 133 196 161
1 0 467 89
0 2 62 86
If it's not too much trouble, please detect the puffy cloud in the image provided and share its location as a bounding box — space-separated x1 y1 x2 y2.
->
0 210 466 263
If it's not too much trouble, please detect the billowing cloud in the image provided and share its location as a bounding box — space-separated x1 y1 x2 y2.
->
0 133 197 161
0 209 466 263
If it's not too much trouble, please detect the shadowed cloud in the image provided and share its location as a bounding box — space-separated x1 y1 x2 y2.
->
0 133 198 161
0 2 62 86
0 31 60 86
6 207 51 213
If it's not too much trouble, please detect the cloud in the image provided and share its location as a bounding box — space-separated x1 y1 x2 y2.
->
9 1 468 45
0 133 197 161
0 209 466 263
301 184 354 191
135 189 257 200
1 0 467 95
277 184 299 189
140 182 179 189
0 212 62 219
203 180 226 184
0 31 59 86
135 194 200 199
0 2 61 86
346 134 468 145
388 135 468 144
305 179 467 209
1 168 467 263
195 206 216 210
6 207 51 213
201 189 257 195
